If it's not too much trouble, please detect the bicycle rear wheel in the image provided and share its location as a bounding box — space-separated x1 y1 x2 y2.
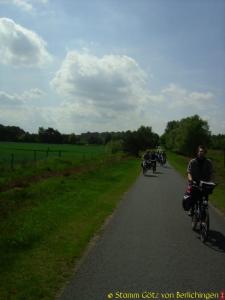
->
191 213 198 231
200 223 207 242
200 211 209 243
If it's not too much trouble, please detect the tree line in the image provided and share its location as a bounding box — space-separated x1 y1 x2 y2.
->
0 115 224 156
0 124 159 156
0 125 118 145
160 115 225 155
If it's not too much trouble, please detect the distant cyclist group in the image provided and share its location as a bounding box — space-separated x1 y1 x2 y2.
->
141 149 167 175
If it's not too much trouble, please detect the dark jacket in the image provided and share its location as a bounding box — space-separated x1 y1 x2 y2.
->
187 157 213 182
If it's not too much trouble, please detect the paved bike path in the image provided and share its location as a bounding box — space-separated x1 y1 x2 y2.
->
60 164 225 300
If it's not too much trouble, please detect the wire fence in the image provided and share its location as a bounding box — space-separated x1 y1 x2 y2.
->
0 148 94 171
0 148 64 171
0 145 108 172
224 148 225 168
10 149 63 169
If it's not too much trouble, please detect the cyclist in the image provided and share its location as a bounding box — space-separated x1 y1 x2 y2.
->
142 150 151 170
143 149 151 161
150 150 157 161
150 150 157 171
186 145 213 215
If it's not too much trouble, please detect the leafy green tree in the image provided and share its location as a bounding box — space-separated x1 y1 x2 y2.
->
162 115 211 156
211 134 225 150
123 130 140 156
38 127 62 144
123 126 159 156
0 124 25 141
68 133 78 144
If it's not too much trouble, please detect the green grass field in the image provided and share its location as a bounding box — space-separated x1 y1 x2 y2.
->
0 142 110 189
0 142 107 166
0 142 140 300
167 150 225 214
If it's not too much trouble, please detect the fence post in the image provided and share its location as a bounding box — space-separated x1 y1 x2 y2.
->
46 147 49 158
11 153 14 170
58 150 62 158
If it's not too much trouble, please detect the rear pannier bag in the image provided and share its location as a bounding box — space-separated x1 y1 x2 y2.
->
182 193 193 211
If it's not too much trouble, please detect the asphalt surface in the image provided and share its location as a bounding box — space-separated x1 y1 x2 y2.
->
60 163 225 300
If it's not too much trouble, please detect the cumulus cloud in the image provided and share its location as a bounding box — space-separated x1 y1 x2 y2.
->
51 52 216 119
0 88 45 106
161 83 215 109
22 88 46 100
59 80 220 133
0 18 52 67
0 91 24 106
0 86 221 135
51 51 149 116
0 106 54 132
49 51 220 133
0 46 219 133
189 92 214 103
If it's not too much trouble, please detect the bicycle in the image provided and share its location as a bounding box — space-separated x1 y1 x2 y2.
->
191 181 216 243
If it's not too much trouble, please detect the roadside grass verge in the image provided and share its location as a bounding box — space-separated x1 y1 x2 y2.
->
0 156 140 300
167 150 225 214
0 153 112 192
166 151 190 177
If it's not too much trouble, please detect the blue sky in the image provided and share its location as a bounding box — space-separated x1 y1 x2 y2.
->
0 0 224 134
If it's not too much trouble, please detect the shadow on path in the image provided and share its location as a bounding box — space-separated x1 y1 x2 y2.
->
163 165 172 169
144 174 158 178
206 230 225 253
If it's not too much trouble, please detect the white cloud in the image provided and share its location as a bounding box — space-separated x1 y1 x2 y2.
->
162 83 186 97
0 88 45 106
189 92 214 102
51 52 216 120
0 87 222 135
51 51 149 115
22 88 46 100
0 106 54 132
0 18 52 67
0 91 24 106
161 83 215 109
42 104 161 134
49 51 221 133
0 0 48 11
0 46 221 134
13 0 32 11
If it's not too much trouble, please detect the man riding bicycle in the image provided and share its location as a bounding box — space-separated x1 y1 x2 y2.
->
186 145 213 215
142 150 157 173
143 150 151 161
